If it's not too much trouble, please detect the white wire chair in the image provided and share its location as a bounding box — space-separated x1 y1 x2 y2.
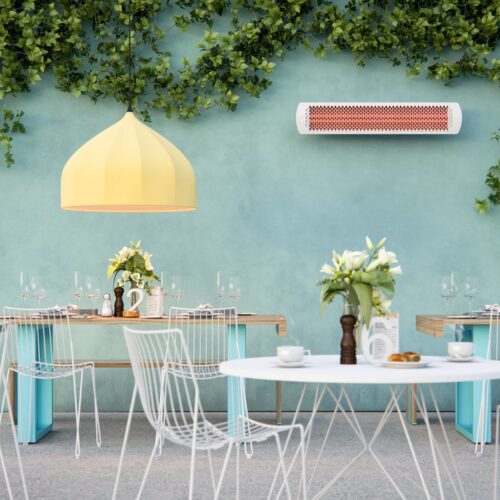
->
0 322 29 499
3 307 101 458
169 306 251 453
168 307 239 380
112 326 306 500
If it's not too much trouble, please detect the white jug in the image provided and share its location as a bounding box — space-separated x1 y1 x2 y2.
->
127 288 145 312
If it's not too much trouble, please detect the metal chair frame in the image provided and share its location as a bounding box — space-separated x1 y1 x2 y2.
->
0 322 29 499
2 307 101 458
112 326 306 500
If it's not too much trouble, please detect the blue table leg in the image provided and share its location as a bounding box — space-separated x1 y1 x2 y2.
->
227 324 246 436
17 324 53 443
455 325 491 443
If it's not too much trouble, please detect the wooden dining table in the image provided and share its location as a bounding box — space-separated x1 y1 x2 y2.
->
5 314 287 443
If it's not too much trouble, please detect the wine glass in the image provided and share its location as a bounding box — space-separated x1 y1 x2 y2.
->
215 271 224 306
19 272 30 303
85 276 101 313
30 276 47 307
170 276 183 306
464 276 478 315
441 276 453 315
73 271 83 307
228 276 240 305
160 272 168 299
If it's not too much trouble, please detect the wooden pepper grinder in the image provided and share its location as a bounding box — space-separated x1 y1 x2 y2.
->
340 314 357 364
114 286 124 317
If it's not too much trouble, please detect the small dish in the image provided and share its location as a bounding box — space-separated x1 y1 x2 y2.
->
447 356 476 363
381 360 430 369
277 360 306 368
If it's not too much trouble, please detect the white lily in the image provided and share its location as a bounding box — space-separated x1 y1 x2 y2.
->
389 265 402 275
122 271 131 281
131 272 141 282
377 237 387 249
365 258 380 272
365 236 374 250
351 251 367 270
118 246 129 259
321 263 335 275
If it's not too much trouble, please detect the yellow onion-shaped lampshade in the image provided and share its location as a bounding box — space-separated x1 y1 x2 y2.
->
61 112 196 212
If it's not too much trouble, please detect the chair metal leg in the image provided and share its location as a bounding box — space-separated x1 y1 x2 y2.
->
112 383 137 500
136 434 160 499
494 404 500 500
214 443 233 500
0 441 13 499
236 443 240 500
90 366 102 448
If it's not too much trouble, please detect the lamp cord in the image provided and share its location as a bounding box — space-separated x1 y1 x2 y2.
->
127 0 132 112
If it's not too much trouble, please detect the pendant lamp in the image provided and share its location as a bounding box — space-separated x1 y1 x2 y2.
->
61 3 196 212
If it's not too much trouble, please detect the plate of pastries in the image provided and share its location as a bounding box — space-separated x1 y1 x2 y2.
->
382 352 430 368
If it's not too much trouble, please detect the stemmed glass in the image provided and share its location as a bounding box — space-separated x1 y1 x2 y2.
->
215 271 224 306
73 271 83 307
85 276 101 313
160 272 168 300
464 276 478 315
30 276 47 306
441 273 458 316
170 276 183 306
228 276 240 305
19 272 30 303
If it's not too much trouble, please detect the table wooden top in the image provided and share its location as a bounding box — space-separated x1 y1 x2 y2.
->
416 315 498 337
1 314 287 337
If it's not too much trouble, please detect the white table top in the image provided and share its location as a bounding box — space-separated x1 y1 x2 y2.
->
220 355 500 385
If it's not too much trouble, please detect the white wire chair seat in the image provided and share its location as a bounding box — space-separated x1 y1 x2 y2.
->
113 326 307 500
12 360 95 380
158 415 297 451
3 306 101 458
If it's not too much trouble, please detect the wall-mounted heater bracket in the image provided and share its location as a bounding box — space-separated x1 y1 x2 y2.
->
296 102 462 135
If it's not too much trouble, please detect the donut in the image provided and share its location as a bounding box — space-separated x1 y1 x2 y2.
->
403 352 421 362
388 353 408 362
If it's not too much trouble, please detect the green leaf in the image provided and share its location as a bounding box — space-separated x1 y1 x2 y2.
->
351 283 373 326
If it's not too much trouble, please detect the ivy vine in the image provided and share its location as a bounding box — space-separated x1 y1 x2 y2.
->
476 130 500 214
0 0 499 167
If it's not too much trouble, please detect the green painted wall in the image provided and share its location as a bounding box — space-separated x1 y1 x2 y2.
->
1 48 499 412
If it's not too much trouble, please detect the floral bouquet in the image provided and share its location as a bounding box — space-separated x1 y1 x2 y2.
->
107 241 159 293
318 237 401 326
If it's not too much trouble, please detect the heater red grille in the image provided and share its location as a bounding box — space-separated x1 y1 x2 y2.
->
308 105 449 132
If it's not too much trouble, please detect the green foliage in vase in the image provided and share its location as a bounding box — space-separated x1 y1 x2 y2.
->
318 237 401 327
107 241 159 293
476 130 500 214
0 0 498 167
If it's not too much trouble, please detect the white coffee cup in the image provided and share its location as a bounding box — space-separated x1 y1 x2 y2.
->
277 346 311 363
448 342 474 359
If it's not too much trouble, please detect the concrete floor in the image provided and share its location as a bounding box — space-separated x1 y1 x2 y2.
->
0 412 496 499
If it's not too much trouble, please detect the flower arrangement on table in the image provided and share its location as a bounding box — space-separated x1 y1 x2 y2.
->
107 241 159 293
318 236 401 327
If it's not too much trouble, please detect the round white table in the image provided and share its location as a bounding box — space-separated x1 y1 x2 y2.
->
220 355 500 500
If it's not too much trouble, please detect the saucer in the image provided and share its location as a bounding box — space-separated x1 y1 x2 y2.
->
277 360 306 368
447 356 475 363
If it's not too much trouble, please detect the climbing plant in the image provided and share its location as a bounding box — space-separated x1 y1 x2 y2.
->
0 0 499 167
476 130 500 214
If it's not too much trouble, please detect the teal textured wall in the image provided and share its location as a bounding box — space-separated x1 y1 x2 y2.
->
1 49 499 412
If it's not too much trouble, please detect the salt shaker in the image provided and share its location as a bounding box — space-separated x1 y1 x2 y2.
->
101 293 113 317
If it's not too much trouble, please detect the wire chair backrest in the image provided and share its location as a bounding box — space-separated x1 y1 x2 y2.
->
4 307 75 375
123 326 204 432
0 322 10 385
168 307 239 379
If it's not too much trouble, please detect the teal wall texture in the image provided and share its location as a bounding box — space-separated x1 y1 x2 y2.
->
0 48 499 412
